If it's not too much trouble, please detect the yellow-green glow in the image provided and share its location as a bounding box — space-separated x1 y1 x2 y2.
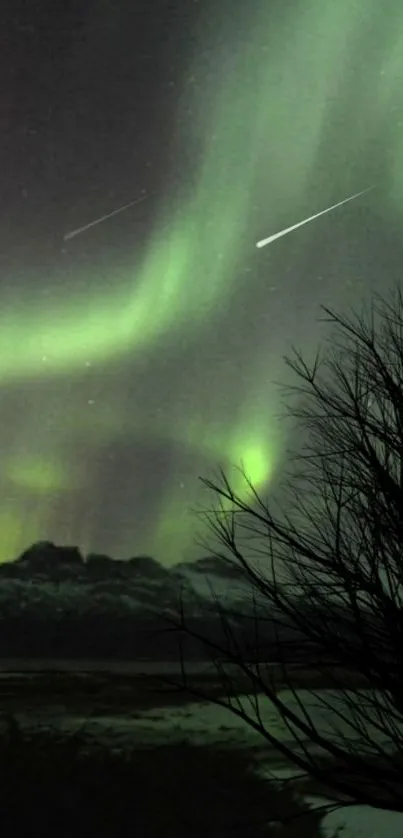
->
0 503 50 564
1 1 400 386
7 457 71 494
1 0 403 563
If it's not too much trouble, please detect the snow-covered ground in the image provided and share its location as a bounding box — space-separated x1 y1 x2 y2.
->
6 685 403 836
320 804 403 838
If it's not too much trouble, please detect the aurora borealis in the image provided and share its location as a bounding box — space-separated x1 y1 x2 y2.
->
1 0 403 565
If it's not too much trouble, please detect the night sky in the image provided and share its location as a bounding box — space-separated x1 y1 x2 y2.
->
1 0 402 565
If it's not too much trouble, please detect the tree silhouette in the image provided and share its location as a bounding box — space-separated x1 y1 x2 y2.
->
160 285 403 817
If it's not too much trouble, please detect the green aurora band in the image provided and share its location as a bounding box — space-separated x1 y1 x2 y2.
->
1 0 403 562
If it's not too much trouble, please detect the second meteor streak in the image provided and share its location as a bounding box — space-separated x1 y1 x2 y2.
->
63 193 149 241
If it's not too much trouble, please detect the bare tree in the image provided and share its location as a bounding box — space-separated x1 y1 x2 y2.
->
159 286 403 818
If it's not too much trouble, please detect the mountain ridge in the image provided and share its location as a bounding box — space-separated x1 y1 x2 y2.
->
0 541 356 664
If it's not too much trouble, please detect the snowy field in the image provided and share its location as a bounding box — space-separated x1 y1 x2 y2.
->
5 682 403 837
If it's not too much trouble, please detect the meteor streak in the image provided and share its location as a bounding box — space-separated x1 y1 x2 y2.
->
63 193 148 241
255 186 374 249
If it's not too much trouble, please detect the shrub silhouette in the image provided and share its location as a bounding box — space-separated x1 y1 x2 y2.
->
163 286 403 812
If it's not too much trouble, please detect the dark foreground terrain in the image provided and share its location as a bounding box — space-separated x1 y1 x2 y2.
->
0 662 369 836
0 661 368 714
0 717 327 838
0 667 372 838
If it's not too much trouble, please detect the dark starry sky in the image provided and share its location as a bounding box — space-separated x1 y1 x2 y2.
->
0 0 402 564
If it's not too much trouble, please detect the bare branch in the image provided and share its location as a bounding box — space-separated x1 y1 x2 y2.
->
157 285 403 813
